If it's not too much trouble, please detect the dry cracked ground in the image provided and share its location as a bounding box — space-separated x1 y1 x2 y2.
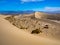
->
5 14 60 40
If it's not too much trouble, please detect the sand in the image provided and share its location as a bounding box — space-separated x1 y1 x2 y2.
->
0 15 60 45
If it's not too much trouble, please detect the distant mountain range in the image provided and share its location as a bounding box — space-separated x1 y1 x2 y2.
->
0 10 60 15
0 11 35 15
43 11 60 14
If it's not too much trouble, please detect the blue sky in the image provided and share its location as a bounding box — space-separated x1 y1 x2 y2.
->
0 0 60 11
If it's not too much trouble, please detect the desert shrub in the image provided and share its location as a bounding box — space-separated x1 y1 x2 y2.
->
5 15 15 23
44 25 49 29
20 26 28 29
31 29 42 34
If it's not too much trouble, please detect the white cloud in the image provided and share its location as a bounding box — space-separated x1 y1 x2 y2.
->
21 0 44 3
44 7 60 11
31 7 60 12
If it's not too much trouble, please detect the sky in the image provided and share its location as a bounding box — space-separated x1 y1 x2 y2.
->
0 0 60 11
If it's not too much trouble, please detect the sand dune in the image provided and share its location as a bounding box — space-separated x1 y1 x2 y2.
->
35 12 60 20
35 12 48 19
5 15 60 40
0 14 11 18
0 15 60 45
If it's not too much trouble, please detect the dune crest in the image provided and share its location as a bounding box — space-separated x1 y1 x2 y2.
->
35 12 48 19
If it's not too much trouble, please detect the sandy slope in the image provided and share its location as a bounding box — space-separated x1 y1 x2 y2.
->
0 15 11 18
0 16 60 45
